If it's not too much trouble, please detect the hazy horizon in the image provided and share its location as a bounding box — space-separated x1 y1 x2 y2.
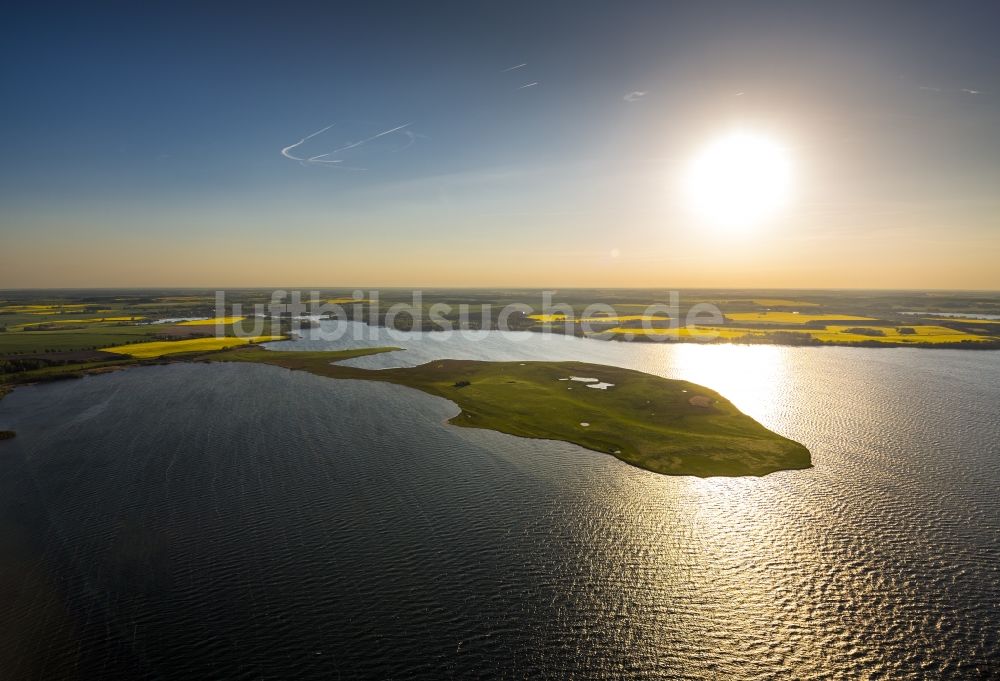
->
3 285 1000 294
3 1 999 289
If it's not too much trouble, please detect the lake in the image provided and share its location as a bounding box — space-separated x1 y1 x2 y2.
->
1 322 998 679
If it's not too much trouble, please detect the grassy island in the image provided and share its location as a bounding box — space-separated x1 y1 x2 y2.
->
205 346 811 477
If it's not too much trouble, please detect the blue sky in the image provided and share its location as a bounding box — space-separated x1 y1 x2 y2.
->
2 1 999 288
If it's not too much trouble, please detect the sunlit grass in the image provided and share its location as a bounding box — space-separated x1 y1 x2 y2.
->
101 335 282 358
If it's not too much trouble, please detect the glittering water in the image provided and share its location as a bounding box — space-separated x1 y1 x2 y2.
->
0 324 998 679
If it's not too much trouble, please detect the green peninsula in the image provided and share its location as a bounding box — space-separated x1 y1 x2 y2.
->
206 347 811 477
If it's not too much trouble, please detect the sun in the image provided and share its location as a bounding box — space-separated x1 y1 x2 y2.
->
682 131 792 229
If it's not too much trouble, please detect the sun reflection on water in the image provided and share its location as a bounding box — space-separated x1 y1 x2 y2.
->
660 343 791 428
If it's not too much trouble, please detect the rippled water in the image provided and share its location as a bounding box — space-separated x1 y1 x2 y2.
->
0 324 998 679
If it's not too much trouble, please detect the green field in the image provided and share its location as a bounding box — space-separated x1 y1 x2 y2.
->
208 347 811 477
0 326 163 353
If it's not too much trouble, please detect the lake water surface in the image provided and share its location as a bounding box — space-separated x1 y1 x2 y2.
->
1 323 998 679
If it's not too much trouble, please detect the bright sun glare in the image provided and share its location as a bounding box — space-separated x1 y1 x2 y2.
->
683 131 792 229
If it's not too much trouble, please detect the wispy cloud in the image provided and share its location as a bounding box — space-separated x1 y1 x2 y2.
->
517 82 538 90
502 63 527 72
918 85 986 96
623 91 647 102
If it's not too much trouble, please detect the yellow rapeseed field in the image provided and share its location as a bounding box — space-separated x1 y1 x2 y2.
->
101 336 283 358
808 325 989 344
530 314 669 323
726 312 877 324
177 316 246 326
602 326 766 339
326 297 371 304
603 324 991 344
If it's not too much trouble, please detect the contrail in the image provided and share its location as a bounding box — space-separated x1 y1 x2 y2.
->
306 153 343 164
517 82 538 90
281 123 335 161
329 123 412 154
281 121 413 169
502 63 527 72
